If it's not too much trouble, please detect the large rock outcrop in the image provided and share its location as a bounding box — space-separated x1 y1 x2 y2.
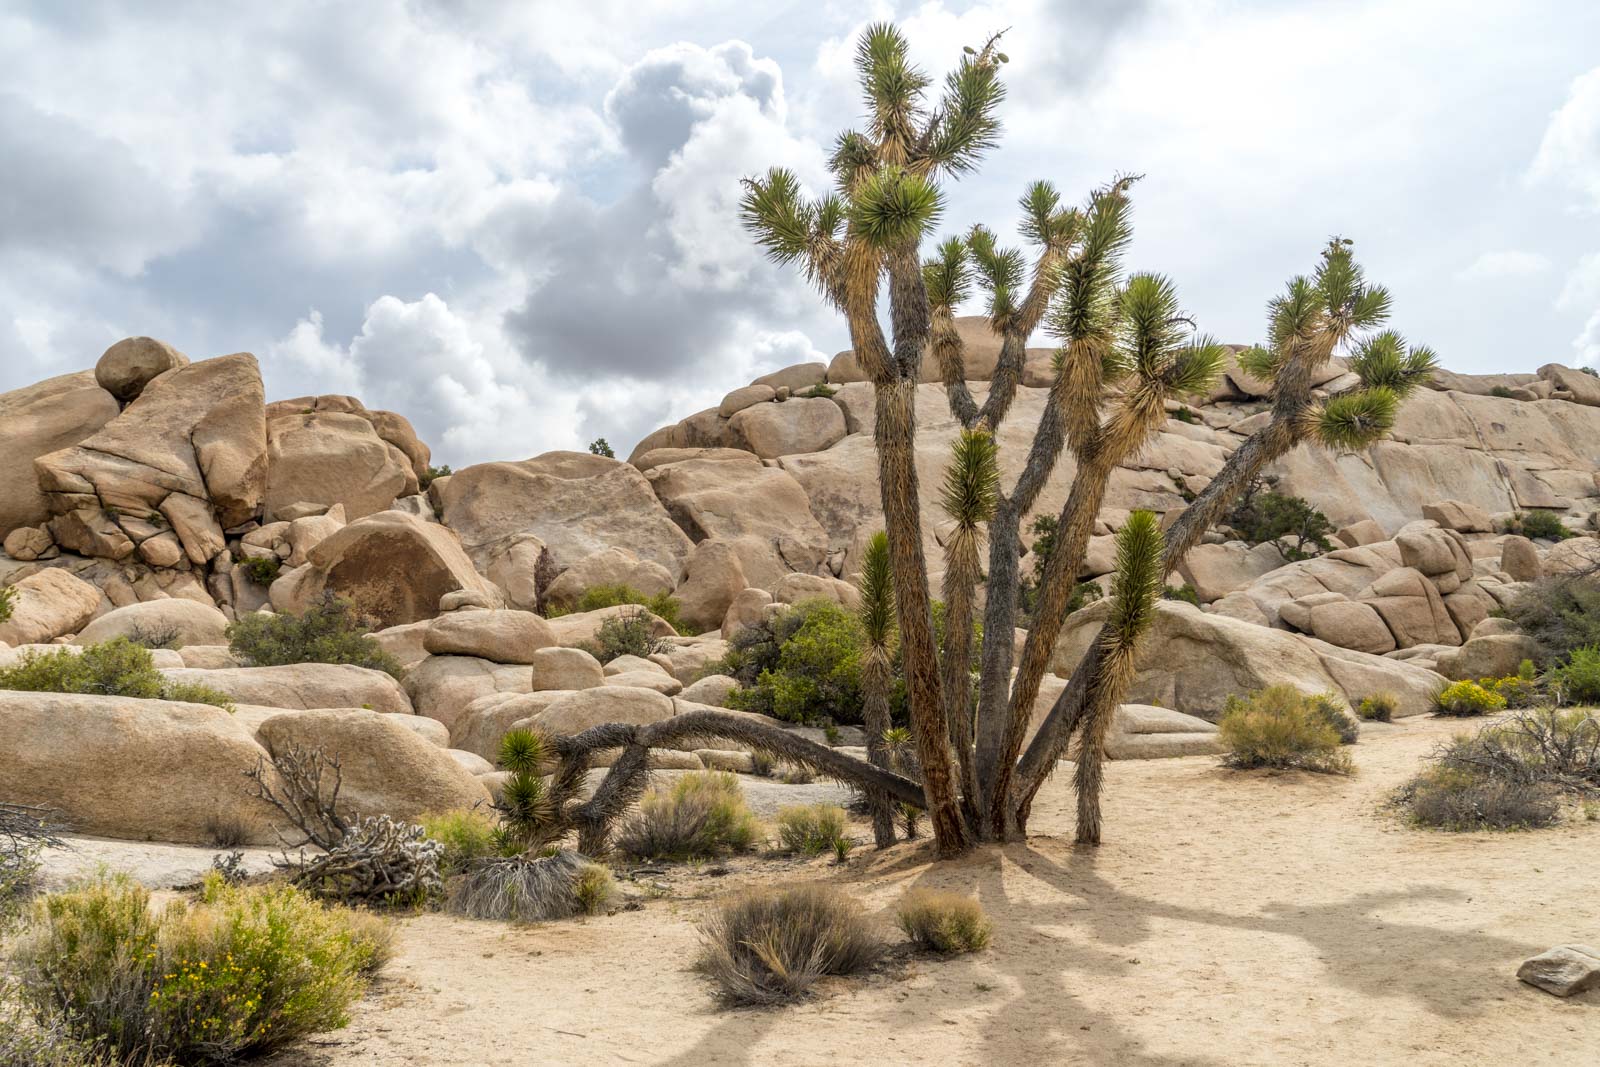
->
261 411 414 522
0 569 102 645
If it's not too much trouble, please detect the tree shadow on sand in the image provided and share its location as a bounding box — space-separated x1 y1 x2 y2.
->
651 834 1545 1067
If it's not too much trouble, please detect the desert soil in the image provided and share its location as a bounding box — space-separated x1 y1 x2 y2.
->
219 715 1595 1064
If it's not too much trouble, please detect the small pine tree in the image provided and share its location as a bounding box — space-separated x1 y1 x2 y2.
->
588 438 615 459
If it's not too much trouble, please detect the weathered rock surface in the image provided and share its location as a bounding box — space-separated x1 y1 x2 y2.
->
403 655 531 730
75 599 229 648
1516 945 1600 997
673 539 748 633
0 372 121 539
262 411 413 522
94 337 188 402
162 663 411 713
522 685 676 736
438 451 692 581
256 709 489 821
423 609 555 664
727 396 847 458
0 692 277 844
0 569 101 646
542 547 676 610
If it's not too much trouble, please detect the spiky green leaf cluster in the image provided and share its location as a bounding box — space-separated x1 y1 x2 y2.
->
1348 331 1438 398
848 166 944 248
1047 178 1136 345
966 225 1025 320
499 727 547 775
856 530 897 650
856 22 929 153
941 429 1000 529
1308 387 1399 450
923 38 1008 174
1101 510 1164 647
924 236 971 310
1251 239 1394 385
1017 180 1079 248
1102 274 1226 403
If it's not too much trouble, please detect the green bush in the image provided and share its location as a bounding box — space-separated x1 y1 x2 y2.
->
581 606 669 664
1504 574 1600 664
1356 693 1398 722
1483 672 1542 709
1170 406 1200 424
1513 510 1574 541
587 438 615 459
798 383 838 398
1489 385 1515 399
1217 685 1353 774
1549 646 1600 705
237 555 281 586
615 771 760 861
1223 480 1335 560
0 586 14 624
723 599 864 724
695 885 882 1005
226 592 404 680
563 584 690 635
11 873 388 1065
0 638 234 711
772 804 851 857
895 889 992 954
1307 692 1360 744
1162 583 1201 607
418 463 452 490
420 809 509 874
1434 679 1506 717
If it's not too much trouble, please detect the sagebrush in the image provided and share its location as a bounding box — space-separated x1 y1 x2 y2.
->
226 592 404 679
1217 685 1353 774
695 885 882 1005
0 638 234 711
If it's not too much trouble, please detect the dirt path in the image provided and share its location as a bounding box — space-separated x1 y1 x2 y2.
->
271 716 1599 1066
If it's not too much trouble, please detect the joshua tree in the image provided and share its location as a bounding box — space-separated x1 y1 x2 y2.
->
856 530 898 848
565 22 1436 857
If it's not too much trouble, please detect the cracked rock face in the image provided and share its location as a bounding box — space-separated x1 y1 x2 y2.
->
34 354 268 565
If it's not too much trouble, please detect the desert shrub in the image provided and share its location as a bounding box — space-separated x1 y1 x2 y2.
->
446 850 613 922
582 606 669 664
1223 479 1335 560
0 586 13 624
0 985 122 1067
126 622 181 650
1356 693 1397 722
0 639 234 711
1307 692 1360 744
420 809 508 874
1400 767 1561 831
11 873 387 1065
567 584 690 635
1503 574 1600 664
1162 583 1200 607
1395 708 1599 831
895 889 992 954
772 804 851 857
1170 405 1200 424
798 383 838 398
723 599 864 724
615 772 760 861
226 592 404 679
2 803 64 908
1434 679 1506 717
1483 670 1542 709
1217 685 1353 774
694 885 883 1005
418 463 452 490
1490 384 1515 398
1512 509 1574 541
237 555 282 586
1548 646 1600 705
587 437 615 458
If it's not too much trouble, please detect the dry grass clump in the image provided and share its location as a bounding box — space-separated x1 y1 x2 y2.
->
614 771 760 861
446 850 613 922
1356 693 1397 722
1396 707 1599 831
772 804 851 857
895 889 992 954
695 884 883 1005
1217 685 1353 774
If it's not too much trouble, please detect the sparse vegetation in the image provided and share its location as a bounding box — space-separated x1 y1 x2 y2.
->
226 592 404 679
1308 692 1360 744
127 622 182 650
695 885 883 1005
418 463 452 490
1162 582 1201 607
615 772 760 861
722 599 866 724
583 606 670 664
1504 572 1600 664
10 873 389 1065
1223 480 1335 560
1170 405 1200 424
0 638 234 711
237 554 281 586
446 850 613 922
587 438 615 459
1548 645 1600 704
560 584 690 635
1490 384 1516 398
1217 685 1354 774
0 585 14 624
1509 509 1574 541
1356 692 1398 722
1434 679 1506 717
2 802 63 905
1396 707 1600 830
798 383 838 398
895 889 992 954
420 809 509 874
772 803 851 857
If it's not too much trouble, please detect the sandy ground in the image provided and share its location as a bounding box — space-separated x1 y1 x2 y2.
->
68 714 1600 1066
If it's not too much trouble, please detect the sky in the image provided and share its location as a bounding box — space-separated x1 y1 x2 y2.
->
2 0 1597 466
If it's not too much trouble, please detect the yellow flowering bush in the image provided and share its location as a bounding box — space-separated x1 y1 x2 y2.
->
11 873 390 1065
